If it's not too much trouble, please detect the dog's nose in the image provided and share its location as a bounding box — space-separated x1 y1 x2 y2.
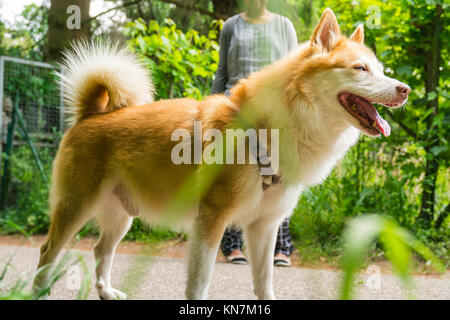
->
396 84 411 96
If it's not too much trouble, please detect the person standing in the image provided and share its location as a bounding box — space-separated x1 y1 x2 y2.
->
211 0 297 267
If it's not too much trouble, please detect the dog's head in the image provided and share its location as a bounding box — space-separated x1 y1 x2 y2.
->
293 9 410 137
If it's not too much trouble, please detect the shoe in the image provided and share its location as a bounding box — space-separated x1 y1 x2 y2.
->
226 255 248 265
274 253 291 267
225 249 248 265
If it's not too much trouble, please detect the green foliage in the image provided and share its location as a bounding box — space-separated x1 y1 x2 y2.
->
4 67 60 120
339 214 445 299
0 3 49 60
124 219 181 243
291 136 450 264
290 0 449 266
124 18 221 100
1 146 54 235
268 0 326 41
322 0 449 215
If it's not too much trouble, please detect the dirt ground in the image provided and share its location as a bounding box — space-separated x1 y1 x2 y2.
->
1 234 449 300
0 234 444 276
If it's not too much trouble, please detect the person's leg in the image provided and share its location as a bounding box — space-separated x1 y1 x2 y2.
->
274 217 294 266
220 226 244 257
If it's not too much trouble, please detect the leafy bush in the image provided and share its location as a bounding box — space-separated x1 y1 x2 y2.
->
289 0 449 266
0 4 48 60
124 18 220 100
1 146 54 235
291 136 449 264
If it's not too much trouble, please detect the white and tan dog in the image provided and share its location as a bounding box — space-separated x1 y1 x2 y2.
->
34 9 409 300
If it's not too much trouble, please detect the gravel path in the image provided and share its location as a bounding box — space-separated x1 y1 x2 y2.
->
0 244 448 300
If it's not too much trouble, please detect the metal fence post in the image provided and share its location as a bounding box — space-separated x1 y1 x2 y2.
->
0 96 17 209
0 56 4 169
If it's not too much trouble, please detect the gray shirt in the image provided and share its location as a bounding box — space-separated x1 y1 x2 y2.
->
212 13 298 95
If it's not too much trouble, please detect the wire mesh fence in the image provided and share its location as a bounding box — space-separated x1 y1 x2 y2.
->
0 56 64 149
0 56 64 209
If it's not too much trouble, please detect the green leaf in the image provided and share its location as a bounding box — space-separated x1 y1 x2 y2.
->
134 19 147 32
340 215 383 300
426 91 438 101
148 20 159 33
396 65 413 77
379 222 412 280
430 145 446 156
339 215 445 300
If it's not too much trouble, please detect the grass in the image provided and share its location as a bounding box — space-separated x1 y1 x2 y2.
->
0 243 91 300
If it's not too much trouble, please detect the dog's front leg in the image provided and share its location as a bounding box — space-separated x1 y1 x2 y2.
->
186 203 226 300
245 217 280 300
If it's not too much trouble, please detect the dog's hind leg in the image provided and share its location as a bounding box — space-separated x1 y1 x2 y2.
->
33 199 96 297
94 194 132 300
185 203 227 300
245 216 281 300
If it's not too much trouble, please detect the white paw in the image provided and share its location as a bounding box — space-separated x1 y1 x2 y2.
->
98 286 127 300
255 289 275 300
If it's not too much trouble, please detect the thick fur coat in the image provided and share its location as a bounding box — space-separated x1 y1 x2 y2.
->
34 9 410 300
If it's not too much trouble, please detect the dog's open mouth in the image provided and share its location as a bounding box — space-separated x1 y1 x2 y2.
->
338 93 390 137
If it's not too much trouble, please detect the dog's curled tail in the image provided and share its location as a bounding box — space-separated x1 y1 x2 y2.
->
58 40 154 125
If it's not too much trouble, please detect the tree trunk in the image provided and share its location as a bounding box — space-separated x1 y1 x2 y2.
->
419 4 443 225
436 204 449 229
212 0 241 18
44 0 91 62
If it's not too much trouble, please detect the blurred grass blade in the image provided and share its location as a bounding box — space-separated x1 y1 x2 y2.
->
340 214 383 300
75 254 91 300
400 229 446 274
0 218 31 238
379 220 412 282
340 214 446 300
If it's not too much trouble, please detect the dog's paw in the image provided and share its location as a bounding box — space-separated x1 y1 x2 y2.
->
98 287 127 300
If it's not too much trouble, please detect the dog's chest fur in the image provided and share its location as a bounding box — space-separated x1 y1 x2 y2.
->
294 125 360 186
233 124 359 228
272 102 360 188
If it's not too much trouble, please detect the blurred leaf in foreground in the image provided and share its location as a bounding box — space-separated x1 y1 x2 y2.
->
340 214 446 300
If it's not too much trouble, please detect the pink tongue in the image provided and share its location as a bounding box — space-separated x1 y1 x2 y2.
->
375 114 390 137
360 99 390 137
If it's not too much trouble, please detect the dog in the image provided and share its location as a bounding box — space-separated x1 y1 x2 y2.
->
33 9 410 300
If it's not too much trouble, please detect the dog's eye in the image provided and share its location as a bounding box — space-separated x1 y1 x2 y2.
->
353 66 368 71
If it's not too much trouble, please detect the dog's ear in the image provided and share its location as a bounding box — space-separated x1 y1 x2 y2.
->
310 8 341 52
349 24 364 43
